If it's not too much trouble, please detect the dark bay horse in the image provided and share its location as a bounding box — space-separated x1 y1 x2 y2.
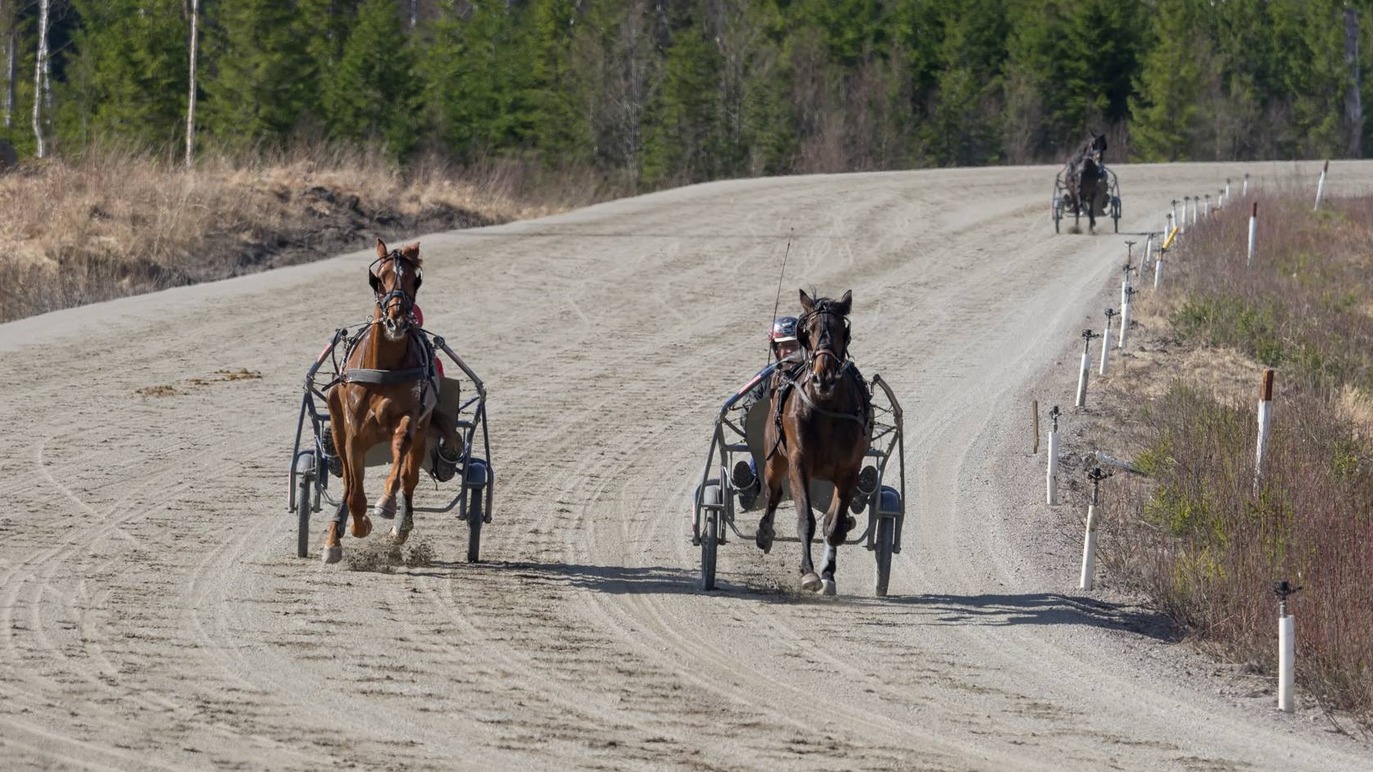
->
321 239 456 563
1066 133 1107 232
756 289 873 594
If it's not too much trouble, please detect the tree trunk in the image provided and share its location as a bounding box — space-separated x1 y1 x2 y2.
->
1344 6 1362 158
4 7 15 130
32 0 49 158
186 0 200 166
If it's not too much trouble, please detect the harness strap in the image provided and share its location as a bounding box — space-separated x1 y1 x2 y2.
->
343 366 430 385
765 361 872 460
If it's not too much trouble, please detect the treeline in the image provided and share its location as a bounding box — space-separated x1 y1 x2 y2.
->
1 0 1370 185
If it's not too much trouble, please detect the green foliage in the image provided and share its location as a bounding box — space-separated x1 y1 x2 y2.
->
642 22 725 185
58 0 188 151
1130 0 1210 161
202 0 314 151
321 0 418 156
12 0 1373 175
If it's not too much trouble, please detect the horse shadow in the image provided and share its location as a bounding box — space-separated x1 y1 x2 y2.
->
882 592 1179 642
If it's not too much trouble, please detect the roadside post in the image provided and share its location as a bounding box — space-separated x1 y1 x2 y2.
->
1275 580 1302 713
1079 467 1112 590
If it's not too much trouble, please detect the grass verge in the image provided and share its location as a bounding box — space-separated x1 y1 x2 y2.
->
0 143 631 322
1078 190 1373 728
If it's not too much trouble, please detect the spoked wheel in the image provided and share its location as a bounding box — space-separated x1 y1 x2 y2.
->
699 481 722 591
1112 197 1122 233
295 453 315 558
466 488 484 563
874 515 895 597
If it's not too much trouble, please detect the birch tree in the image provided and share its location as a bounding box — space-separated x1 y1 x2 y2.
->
32 0 49 157
2 0 15 130
186 0 198 165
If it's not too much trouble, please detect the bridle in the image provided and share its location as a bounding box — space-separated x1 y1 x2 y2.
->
369 249 422 324
798 303 851 370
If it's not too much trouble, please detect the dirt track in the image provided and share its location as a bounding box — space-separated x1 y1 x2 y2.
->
3 162 1372 770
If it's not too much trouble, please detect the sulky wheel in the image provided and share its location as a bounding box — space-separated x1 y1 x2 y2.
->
698 481 722 590
874 516 895 596
294 452 316 558
465 490 483 563
464 459 491 563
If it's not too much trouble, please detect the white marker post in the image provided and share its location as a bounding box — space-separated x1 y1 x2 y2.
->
1079 467 1111 590
1119 286 1134 350
1243 173 1250 197
1075 330 1098 408
1155 246 1166 290
1203 194 1211 218
1120 253 1133 313
1247 202 1259 266
1314 160 1329 211
1226 178 1232 201
1100 309 1115 375
1171 200 1179 233
1181 196 1190 234
1255 369 1275 493
1046 406 1061 505
1275 580 1301 713
1143 233 1154 271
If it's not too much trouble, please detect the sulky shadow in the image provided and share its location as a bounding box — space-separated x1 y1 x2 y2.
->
887 592 1180 642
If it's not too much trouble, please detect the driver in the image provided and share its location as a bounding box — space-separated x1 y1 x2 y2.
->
738 316 802 413
732 316 802 502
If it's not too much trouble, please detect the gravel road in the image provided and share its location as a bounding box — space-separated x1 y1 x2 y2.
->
3 161 1371 770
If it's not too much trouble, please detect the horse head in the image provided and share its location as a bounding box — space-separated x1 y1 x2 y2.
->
369 239 424 341
1088 132 1107 162
797 288 853 399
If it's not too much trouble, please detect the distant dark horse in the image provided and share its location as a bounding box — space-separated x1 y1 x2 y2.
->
756 289 872 595
1066 133 1108 232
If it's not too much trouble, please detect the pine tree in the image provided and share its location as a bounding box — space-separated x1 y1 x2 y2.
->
527 0 589 166
641 21 724 184
322 0 418 156
202 0 312 151
58 0 188 151
1129 0 1210 161
417 0 535 160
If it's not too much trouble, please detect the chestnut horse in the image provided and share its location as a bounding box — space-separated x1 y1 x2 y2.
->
321 239 455 564
756 289 872 594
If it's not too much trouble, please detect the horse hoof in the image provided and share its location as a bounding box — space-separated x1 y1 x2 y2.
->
390 526 411 545
755 522 774 553
372 497 396 520
821 579 837 596
322 545 342 564
801 572 822 592
350 515 372 538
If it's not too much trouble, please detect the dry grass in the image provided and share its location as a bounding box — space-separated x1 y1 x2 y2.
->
1078 190 1373 727
0 143 629 322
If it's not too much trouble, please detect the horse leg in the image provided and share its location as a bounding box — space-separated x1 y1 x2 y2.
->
817 471 860 595
790 463 821 592
379 416 415 537
756 451 786 553
392 419 427 545
323 501 348 564
374 415 414 523
342 431 373 538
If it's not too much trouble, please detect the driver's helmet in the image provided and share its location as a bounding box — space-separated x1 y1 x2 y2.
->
769 316 799 349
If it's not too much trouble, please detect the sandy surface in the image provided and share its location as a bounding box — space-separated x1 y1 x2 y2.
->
3 161 1372 770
